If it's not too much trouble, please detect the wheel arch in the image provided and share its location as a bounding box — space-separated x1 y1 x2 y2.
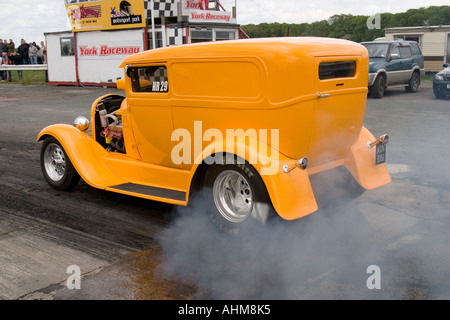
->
186 138 318 220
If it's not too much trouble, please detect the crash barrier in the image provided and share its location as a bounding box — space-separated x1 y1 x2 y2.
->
0 65 48 82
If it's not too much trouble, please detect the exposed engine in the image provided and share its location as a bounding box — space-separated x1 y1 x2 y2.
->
95 95 126 153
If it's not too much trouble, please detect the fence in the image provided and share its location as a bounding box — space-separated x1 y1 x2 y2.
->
0 65 48 81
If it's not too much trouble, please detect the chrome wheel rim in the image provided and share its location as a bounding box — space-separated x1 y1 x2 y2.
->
43 143 66 182
213 170 253 223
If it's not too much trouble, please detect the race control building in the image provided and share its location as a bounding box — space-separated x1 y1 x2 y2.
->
46 0 247 86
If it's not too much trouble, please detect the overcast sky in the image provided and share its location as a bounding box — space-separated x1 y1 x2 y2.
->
0 0 448 45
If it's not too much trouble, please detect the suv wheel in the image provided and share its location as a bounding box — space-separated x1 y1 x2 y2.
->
406 72 420 93
370 75 386 98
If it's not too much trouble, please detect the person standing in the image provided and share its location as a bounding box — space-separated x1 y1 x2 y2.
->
0 51 12 82
38 41 47 64
18 39 30 65
0 40 7 54
28 42 38 65
7 39 15 54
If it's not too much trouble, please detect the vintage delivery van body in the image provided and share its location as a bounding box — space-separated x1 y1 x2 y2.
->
38 37 391 233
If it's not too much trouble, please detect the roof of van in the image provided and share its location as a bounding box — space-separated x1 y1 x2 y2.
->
120 37 367 67
361 40 419 46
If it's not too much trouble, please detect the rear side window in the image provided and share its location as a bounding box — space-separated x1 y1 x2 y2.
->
128 66 168 93
399 46 412 58
319 61 356 80
410 43 421 56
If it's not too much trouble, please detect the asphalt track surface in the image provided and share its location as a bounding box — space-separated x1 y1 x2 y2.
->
1 82 450 300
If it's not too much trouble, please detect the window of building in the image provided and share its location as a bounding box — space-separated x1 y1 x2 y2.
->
190 29 213 43
60 37 74 56
394 35 423 48
128 66 168 93
215 30 236 41
148 31 163 49
319 61 356 80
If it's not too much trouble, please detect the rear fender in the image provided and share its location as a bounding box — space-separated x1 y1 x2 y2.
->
345 126 391 189
189 137 318 220
37 124 126 189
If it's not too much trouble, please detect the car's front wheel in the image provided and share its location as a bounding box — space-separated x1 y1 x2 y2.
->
40 137 80 191
433 88 446 99
202 156 273 235
406 71 420 93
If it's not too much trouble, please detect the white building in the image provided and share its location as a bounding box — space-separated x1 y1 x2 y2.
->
385 25 450 72
46 0 246 86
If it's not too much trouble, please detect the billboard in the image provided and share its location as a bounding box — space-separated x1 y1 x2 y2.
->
182 0 236 24
65 0 146 32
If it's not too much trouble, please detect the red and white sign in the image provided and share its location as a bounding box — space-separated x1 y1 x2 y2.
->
183 0 236 24
189 10 233 22
79 45 140 57
184 0 209 10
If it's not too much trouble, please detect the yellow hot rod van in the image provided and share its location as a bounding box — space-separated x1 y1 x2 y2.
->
38 37 391 234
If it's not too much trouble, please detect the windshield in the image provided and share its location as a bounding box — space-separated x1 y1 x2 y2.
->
362 43 390 58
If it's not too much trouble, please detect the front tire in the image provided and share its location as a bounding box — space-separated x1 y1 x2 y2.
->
433 88 446 99
202 155 273 235
40 137 80 191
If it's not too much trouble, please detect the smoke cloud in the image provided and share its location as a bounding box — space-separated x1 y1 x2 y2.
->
154 168 394 299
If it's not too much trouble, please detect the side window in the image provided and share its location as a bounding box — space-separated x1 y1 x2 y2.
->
410 43 421 56
128 66 169 93
319 61 356 80
399 46 412 59
390 45 400 57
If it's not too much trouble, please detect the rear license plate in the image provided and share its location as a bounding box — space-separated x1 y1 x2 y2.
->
376 143 386 165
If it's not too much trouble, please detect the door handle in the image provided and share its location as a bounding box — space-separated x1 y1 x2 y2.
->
317 93 330 99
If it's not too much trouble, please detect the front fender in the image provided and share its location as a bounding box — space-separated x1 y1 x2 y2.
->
190 137 318 220
37 124 126 189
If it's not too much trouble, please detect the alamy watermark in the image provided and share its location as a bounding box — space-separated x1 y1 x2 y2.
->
366 265 381 289
66 264 81 290
366 7 382 30
171 121 280 175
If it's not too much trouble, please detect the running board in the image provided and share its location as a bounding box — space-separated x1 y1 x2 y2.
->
108 183 187 203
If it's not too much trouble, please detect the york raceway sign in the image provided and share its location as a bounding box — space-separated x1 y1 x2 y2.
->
79 45 140 57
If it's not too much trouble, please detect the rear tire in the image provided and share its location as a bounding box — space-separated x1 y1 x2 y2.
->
370 75 386 98
406 71 420 93
40 137 80 191
202 155 273 235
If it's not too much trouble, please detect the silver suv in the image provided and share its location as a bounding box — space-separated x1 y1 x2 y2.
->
361 41 425 98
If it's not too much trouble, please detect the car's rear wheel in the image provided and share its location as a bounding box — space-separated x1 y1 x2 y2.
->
406 71 420 93
202 155 273 235
370 74 386 98
40 137 80 191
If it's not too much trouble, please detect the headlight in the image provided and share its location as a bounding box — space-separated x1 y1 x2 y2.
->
74 116 90 131
435 74 444 81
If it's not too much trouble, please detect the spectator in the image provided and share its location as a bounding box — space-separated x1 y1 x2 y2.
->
7 39 15 54
18 39 30 65
0 51 12 82
38 41 47 64
29 42 38 65
9 51 22 81
0 40 7 54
